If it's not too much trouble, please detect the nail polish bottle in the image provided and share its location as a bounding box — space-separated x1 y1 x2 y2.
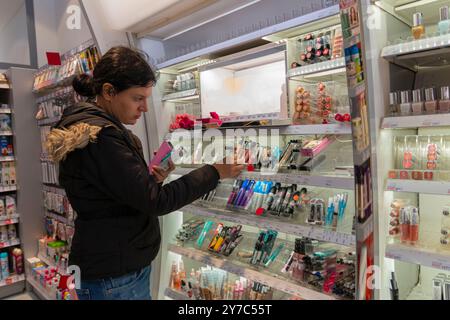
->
438 6 450 35
412 89 424 115
399 90 412 116
439 86 450 113
388 92 399 116
424 87 438 114
412 12 425 40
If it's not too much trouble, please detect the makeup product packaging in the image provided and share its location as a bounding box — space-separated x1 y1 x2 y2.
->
400 207 411 243
412 12 425 40
409 207 420 245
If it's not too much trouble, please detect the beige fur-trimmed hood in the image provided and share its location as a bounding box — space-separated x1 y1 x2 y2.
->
46 123 102 162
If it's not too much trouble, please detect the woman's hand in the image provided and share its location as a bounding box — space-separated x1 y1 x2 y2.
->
151 159 175 184
213 163 245 180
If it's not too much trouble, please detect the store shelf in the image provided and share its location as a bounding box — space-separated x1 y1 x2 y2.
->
0 185 17 193
382 114 450 129
280 123 352 135
27 277 52 300
37 116 61 127
0 109 12 114
167 243 337 300
0 131 13 136
162 89 200 102
220 112 281 124
386 179 450 195
43 185 66 196
0 274 25 288
0 156 15 162
386 243 450 272
181 204 355 247
172 168 354 190
164 288 190 300
287 58 346 79
0 239 20 249
0 215 19 227
381 33 450 70
45 211 73 227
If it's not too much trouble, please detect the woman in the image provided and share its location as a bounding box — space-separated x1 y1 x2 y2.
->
46 46 244 300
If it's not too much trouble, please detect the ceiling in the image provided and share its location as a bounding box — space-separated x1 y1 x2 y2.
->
96 0 261 39
0 0 25 33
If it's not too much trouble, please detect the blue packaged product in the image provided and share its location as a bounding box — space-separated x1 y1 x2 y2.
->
0 252 9 280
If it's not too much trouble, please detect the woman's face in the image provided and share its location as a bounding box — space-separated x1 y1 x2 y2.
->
108 86 153 125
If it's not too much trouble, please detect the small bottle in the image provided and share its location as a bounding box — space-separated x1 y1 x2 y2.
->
399 90 412 116
438 6 450 35
411 89 424 115
0 252 9 280
0 225 7 242
7 224 16 240
388 92 399 116
424 88 438 114
400 208 410 243
409 207 420 245
412 12 425 40
439 86 450 113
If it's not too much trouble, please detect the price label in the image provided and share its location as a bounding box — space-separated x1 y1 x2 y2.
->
0 242 4 248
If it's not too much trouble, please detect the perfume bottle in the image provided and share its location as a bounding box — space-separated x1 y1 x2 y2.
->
412 89 424 115
424 87 438 114
412 12 425 40
438 6 450 35
400 90 412 116
439 86 450 113
388 92 399 116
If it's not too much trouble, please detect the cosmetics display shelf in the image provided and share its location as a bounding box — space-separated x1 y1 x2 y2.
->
0 109 12 114
385 243 450 272
181 204 355 247
36 254 59 271
172 168 354 190
382 114 450 129
0 239 20 249
386 179 450 196
0 156 15 162
381 33 450 69
287 57 346 79
32 75 78 95
0 186 17 193
166 123 352 140
162 89 200 102
44 211 73 227
0 131 13 136
164 287 190 300
37 116 61 127
167 244 338 300
0 274 25 288
26 277 52 300
0 216 19 227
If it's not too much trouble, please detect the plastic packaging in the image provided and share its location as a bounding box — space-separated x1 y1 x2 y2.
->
0 252 9 279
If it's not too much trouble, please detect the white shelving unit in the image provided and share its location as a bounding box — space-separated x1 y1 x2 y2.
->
0 239 21 249
26 277 52 300
0 274 25 288
168 244 338 300
386 243 450 272
172 168 354 191
0 215 19 227
382 114 450 129
182 204 355 247
385 179 450 196
287 58 346 79
162 89 200 102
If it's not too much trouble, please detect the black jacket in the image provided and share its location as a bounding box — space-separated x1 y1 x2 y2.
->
51 102 220 280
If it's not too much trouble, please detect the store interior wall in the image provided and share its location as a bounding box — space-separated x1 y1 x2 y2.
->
0 0 30 65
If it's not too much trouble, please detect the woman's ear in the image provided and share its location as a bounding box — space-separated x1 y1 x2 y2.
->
102 83 116 101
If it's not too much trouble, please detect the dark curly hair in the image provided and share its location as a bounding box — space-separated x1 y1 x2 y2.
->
72 46 158 98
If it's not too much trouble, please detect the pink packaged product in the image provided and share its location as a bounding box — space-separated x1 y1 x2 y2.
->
301 136 335 157
150 141 173 172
